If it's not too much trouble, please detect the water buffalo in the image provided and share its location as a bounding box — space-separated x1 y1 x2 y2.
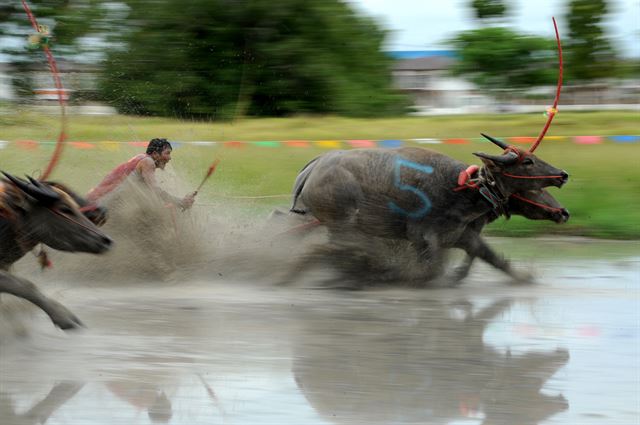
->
0 172 112 330
287 135 568 284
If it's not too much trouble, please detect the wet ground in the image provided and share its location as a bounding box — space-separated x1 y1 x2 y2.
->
0 238 638 425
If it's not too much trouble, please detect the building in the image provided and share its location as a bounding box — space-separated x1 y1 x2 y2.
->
390 52 492 115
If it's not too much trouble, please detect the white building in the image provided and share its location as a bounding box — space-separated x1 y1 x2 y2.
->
392 56 492 115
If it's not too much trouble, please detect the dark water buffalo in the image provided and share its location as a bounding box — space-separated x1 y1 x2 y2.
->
0 172 112 330
288 135 568 284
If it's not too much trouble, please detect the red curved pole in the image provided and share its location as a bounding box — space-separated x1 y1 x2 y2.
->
529 17 563 153
21 0 68 180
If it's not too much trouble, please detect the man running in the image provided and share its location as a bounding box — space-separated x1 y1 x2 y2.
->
87 138 195 210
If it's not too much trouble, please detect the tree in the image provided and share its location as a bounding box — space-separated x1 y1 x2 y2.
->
470 0 508 21
99 0 408 119
0 0 122 61
565 0 616 81
0 0 127 100
449 27 557 91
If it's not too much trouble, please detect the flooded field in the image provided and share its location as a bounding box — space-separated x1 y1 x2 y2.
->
1 237 638 425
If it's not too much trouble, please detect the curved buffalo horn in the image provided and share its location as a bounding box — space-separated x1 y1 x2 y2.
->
2 171 60 204
473 151 519 165
481 133 509 150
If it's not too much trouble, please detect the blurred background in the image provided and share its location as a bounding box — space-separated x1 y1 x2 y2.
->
0 0 638 116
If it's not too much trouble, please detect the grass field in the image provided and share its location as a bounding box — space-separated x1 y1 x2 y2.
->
1 110 638 239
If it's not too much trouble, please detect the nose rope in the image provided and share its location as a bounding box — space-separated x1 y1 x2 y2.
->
501 172 566 180
49 207 107 237
79 204 98 212
509 193 565 213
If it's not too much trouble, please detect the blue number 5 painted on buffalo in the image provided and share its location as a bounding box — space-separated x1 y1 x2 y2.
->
388 157 434 219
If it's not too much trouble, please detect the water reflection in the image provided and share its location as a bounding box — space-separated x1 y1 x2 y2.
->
105 379 173 423
0 381 84 425
291 298 569 425
1 292 571 425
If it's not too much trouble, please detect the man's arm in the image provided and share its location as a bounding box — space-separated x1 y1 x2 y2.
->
137 157 192 208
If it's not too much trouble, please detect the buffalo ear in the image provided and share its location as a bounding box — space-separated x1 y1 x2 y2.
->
473 152 498 169
473 151 518 166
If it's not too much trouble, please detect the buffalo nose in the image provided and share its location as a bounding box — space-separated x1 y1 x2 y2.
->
101 235 113 248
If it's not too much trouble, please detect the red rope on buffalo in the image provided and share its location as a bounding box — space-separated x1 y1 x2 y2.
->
21 0 68 181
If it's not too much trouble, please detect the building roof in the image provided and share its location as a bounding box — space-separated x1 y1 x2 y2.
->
392 56 454 72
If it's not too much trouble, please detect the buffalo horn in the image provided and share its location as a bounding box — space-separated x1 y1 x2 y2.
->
473 151 519 165
481 133 509 150
2 172 60 204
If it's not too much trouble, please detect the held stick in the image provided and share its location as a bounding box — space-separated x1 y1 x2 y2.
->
194 159 220 196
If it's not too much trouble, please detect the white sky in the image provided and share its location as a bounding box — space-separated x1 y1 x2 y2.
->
349 0 640 57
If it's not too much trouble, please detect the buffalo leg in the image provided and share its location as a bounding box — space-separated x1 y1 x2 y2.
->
0 271 83 330
453 233 532 284
450 254 476 283
407 227 447 281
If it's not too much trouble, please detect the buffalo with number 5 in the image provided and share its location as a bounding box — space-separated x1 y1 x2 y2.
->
287 139 568 284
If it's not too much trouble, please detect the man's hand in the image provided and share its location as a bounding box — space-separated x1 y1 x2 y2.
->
179 192 196 210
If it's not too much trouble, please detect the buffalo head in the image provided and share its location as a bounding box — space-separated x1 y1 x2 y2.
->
2 172 112 254
473 133 569 192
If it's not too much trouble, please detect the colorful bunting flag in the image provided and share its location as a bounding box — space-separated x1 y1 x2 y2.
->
348 140 375 148
508 136 536 144
4 135 637 151
574 136 602 145
69 141 95 149
253 141 280 147
316 140 342 149
544 135 568 142
191 141 217 146
285 140 309 148
610 135 639 143
16 140 38 150
444 138 469 144
100 141 121 151
413 138 442 144
379 139 403 148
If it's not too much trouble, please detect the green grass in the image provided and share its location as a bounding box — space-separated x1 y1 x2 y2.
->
1 110 639 239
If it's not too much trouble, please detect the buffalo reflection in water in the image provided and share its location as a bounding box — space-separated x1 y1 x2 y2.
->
291 298 569 425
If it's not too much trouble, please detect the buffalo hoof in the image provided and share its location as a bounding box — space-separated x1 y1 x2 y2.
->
509 270 536 285
48 300 85 330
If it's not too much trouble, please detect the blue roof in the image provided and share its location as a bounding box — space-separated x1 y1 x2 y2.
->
386 50 456 60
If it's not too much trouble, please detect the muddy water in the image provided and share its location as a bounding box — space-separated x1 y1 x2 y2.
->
0 238 638 425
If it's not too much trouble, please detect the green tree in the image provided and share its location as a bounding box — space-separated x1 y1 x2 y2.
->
99 0 407 119
470 0 508 20
0 0 120 60
0 0 126 100
565 0 617 81
449 27 557 90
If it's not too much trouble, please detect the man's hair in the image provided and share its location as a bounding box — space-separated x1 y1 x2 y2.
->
146 138 172 155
